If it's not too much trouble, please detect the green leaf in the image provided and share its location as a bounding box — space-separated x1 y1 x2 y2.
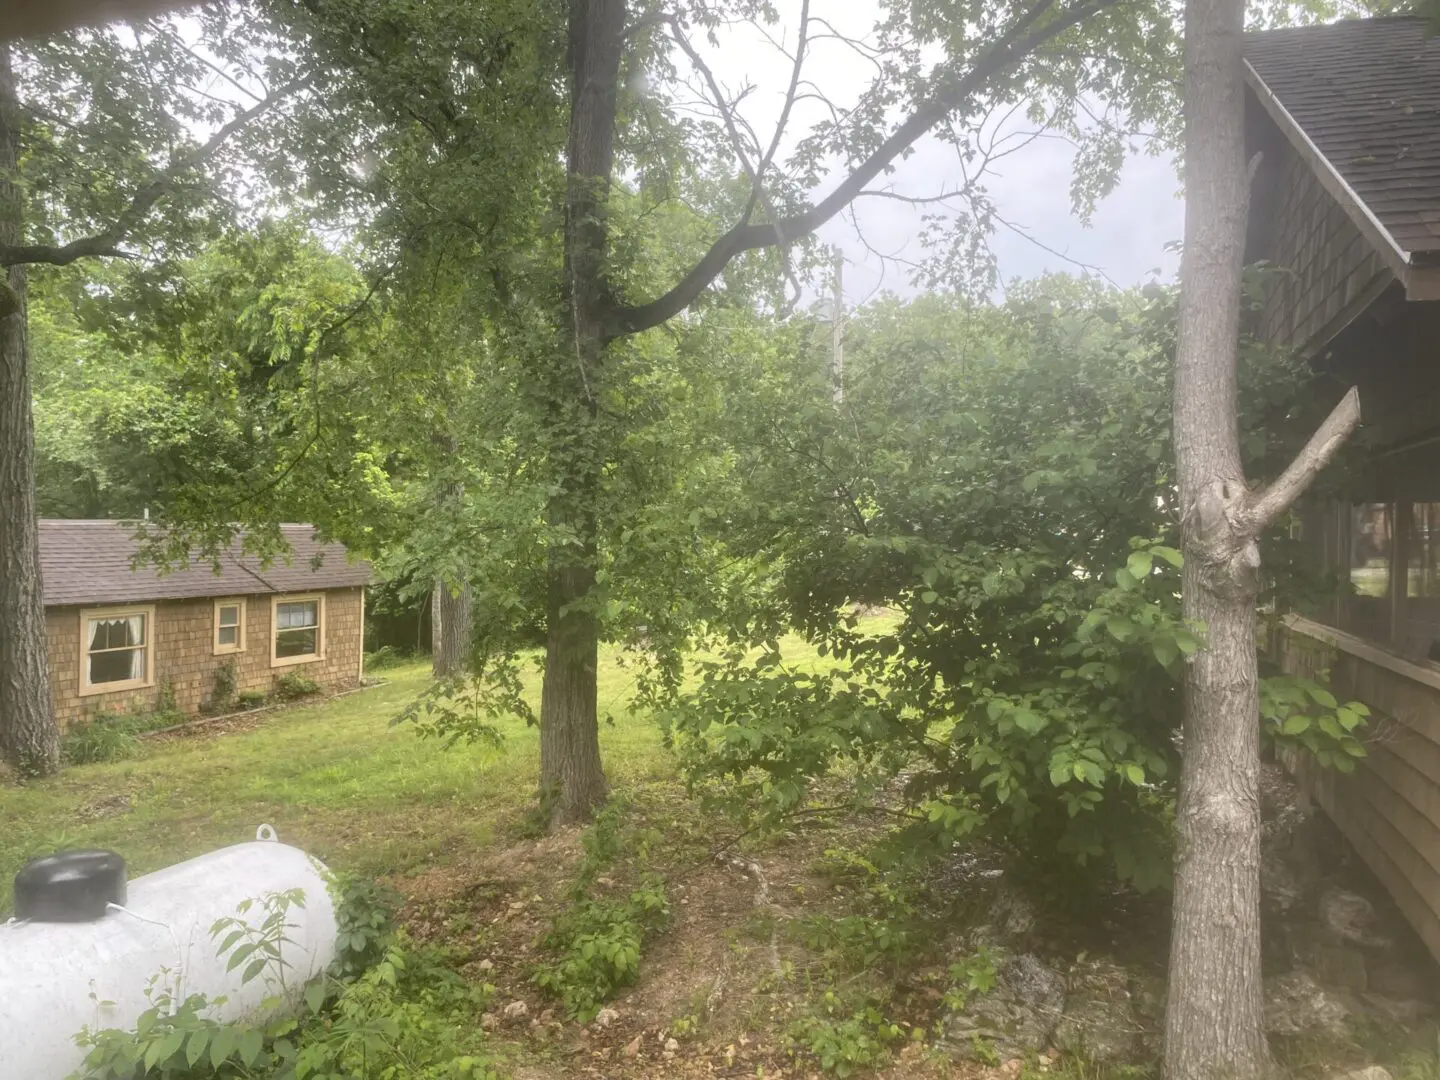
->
186 1028 211 1067
1013 708 1046 734
146 1028 185 1070
238 1027 264 1067
1126 551 1154 580
1105 617 1136 642
304 980 326 1014
1281 715 1311 736
921 590 939 604
1151 545 1184 568
1151 638 1177 667
1124 763 1145 786
210 1025 238 1068
1115 568 1138 591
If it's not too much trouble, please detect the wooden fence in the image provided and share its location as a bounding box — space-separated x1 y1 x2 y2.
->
1278 614 1440 963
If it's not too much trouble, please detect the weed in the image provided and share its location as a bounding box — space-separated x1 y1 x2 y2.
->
274 672 321 700
943 946 998 1011
235 688 267 708
532 879 670 1021
62 703 186 765
531 798 673 1021
786 988 904 1077
207 662 238 714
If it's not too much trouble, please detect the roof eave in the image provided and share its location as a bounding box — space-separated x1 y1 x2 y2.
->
1243 58 1437 300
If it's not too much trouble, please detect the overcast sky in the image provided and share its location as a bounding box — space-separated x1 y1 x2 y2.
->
696 0 1184 302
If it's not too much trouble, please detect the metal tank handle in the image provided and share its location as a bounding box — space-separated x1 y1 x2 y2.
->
256 824 278 842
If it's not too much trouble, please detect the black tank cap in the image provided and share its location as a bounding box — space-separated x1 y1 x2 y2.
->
14 850 127 922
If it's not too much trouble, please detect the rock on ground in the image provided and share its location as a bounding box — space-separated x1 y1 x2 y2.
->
1264 970 1355 1036
1053 960 1143 1066
943 949 1065 1061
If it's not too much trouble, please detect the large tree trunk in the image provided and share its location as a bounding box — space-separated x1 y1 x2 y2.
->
432 578 472 678
0 47 60 777
1163 0 1361 1072
539 523 606 824
538 0 626 825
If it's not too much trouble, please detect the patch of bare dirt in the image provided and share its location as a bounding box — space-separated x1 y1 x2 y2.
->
74 792 133 821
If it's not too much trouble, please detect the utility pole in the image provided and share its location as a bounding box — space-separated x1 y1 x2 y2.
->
831 250 845 404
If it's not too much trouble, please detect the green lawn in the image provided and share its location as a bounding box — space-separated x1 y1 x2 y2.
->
0 647 674 912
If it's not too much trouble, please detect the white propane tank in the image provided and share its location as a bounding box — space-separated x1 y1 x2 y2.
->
0 827 338 1080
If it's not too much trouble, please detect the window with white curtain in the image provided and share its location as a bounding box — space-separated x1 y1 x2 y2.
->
80 607 154 695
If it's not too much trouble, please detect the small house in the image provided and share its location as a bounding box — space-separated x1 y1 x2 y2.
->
39 520 371 728
1244 19 1440 960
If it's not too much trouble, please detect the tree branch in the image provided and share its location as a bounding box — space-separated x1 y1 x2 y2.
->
607 0 1109 338
0 72 311 268
1243 385 1361 533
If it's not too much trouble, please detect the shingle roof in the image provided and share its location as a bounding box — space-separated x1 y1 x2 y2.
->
38 521 371 608
1246 17 1440 264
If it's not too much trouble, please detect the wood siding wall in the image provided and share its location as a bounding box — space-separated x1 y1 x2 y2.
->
1252 130 1393 353
1280 618 1440 965
46 587 364 729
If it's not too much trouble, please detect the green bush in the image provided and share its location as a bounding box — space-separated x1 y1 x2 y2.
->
329 872 401 980
236 688 267 708
666 280 1362 891
274 672 321 701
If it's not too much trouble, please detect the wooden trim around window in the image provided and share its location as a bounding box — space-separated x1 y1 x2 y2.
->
270 593 326 668
78 604 157 697
213 597 247 656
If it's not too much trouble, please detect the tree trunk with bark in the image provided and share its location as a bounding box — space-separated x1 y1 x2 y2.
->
1163 0 1361 1073
432 578 473 678
539 0 626 825
0 47 59 777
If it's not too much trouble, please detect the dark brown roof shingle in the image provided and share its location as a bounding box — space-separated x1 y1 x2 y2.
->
1246 17 1440 263
39 520 371 608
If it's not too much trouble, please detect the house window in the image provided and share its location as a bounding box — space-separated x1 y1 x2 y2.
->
1349 502 1392 598
214 599 246 655
271 595 324 667
1407 503 1440 599
79 606 155 696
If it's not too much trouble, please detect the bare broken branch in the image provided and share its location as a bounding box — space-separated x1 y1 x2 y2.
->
1244 385 1361 533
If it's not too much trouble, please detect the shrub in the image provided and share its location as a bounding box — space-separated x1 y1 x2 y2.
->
274 672 321 700
329 872 401 980
62 718 141 765
235 688 267 708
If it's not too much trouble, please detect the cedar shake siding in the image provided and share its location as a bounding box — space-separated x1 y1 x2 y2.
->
1246 19 1440 969
47 588 365 729
38 521 370 729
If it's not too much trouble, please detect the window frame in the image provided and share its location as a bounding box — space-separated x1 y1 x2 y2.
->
78 604 157 697
213 597 247 656
270 593 325 668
